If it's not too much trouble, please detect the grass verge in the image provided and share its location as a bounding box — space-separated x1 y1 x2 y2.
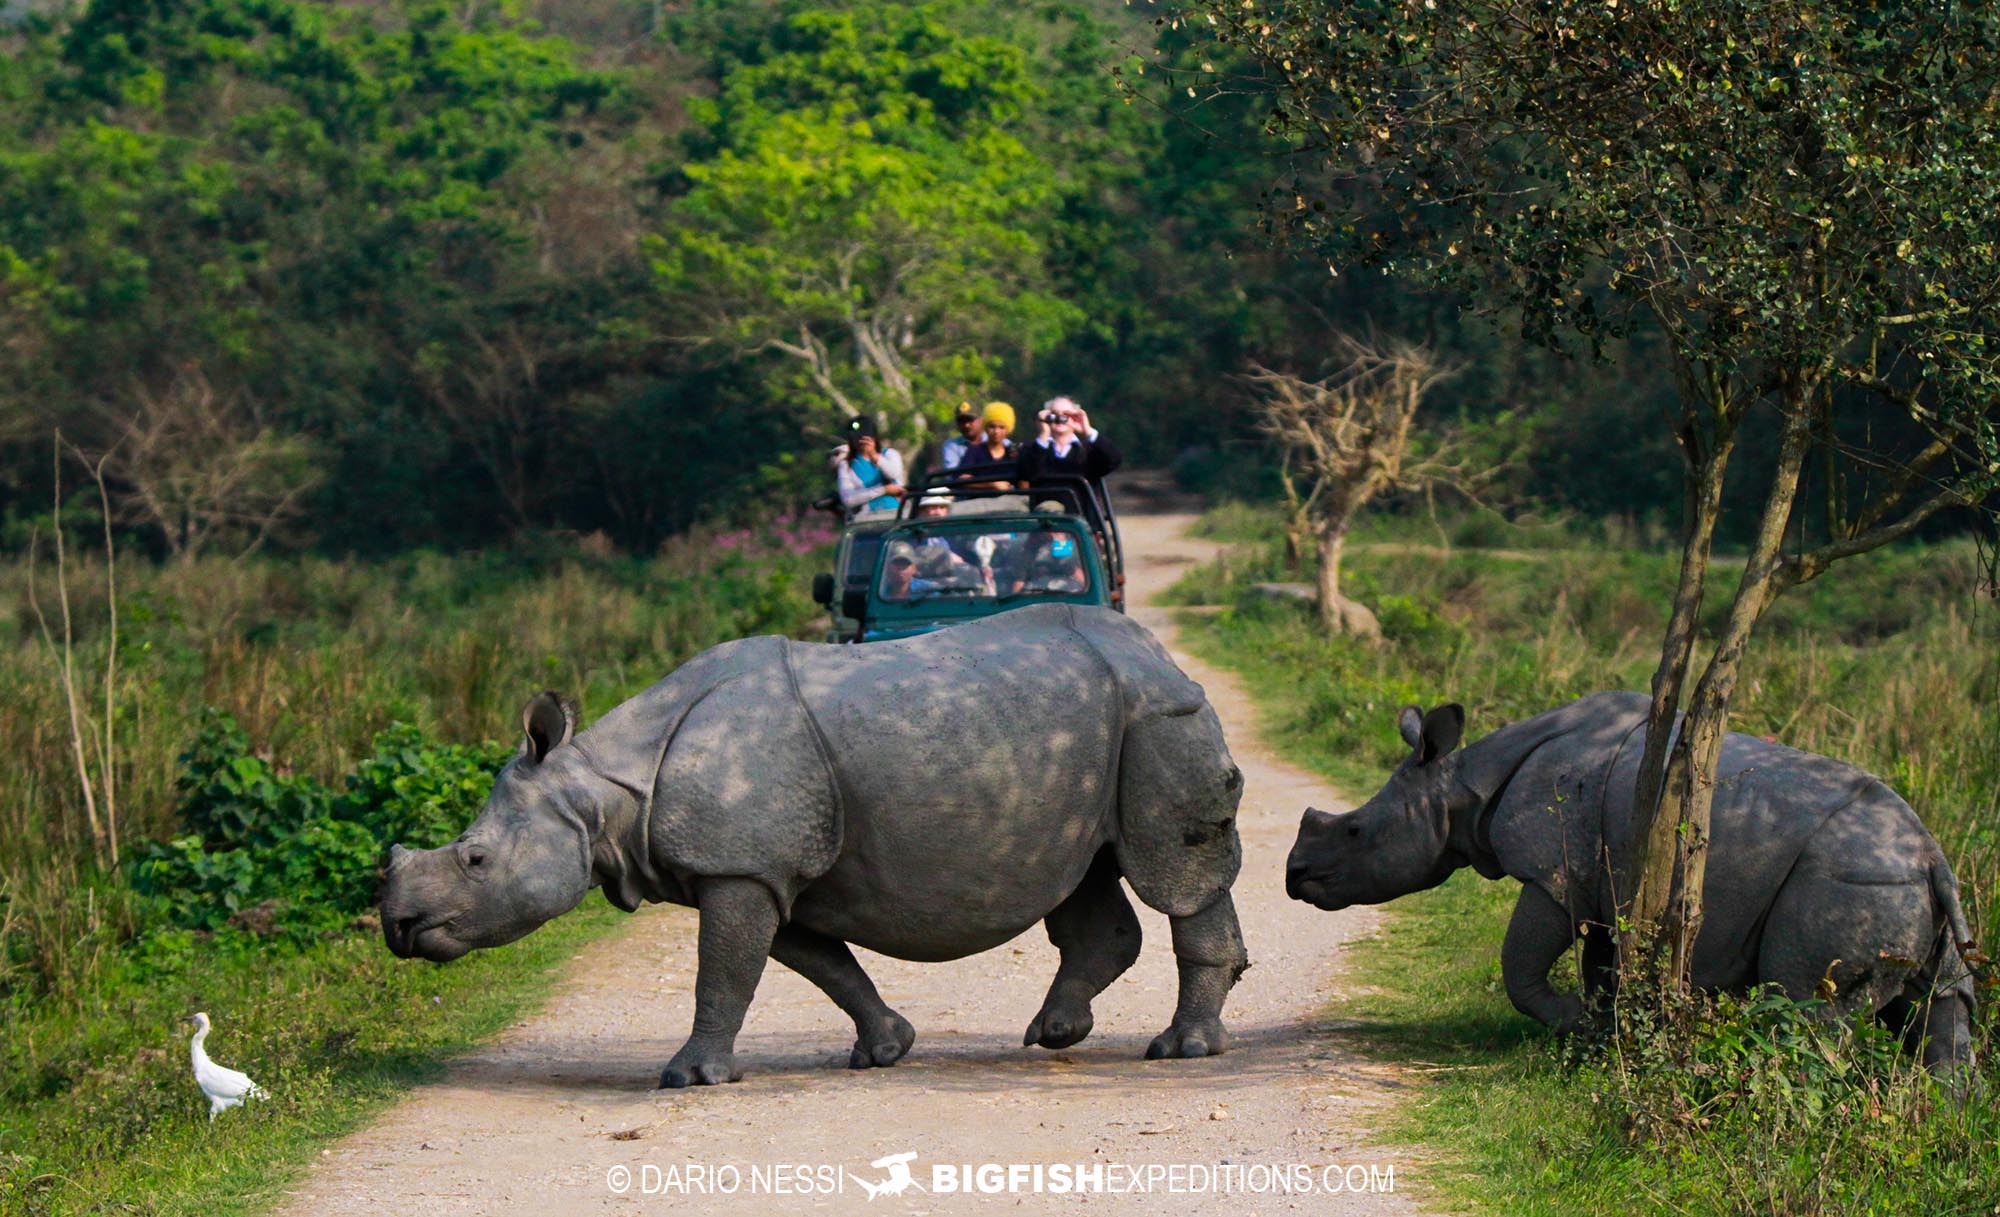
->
1172 505 2000 1217
2 901 624 1217
2 519 834 1216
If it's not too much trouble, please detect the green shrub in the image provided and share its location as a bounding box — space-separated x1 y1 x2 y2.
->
172 709 330 852
1570 978 2000 1212
128 836 262 932
272 818 383 928
1373 593 1465 649
131 716 510 942
334 723 513 852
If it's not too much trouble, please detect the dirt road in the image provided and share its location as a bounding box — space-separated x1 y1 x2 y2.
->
278 484 1425 1216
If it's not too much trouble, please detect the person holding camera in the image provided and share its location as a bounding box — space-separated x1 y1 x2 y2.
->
1014 396 1121 485
832 417 908 518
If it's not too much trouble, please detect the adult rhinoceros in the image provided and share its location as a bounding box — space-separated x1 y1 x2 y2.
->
1285 692 1976 1072
379 604 1248 1087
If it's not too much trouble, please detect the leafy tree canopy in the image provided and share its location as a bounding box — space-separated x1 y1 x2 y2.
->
1186 0 2000 511
653 2 1080 443
1178 0 2000 980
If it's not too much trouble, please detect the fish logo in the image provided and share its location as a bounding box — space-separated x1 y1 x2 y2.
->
849 1151 926 1201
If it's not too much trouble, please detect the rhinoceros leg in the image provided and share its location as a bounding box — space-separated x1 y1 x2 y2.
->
1916 988 1974 1076
1578 921 1618 1007
1145 891 1247 1059
1026 848 1143 1050
660 877 779 1089
769 924 916 1070
1501 884 1585 1032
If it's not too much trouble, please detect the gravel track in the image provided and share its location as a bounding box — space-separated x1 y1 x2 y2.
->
277 483 1429 1216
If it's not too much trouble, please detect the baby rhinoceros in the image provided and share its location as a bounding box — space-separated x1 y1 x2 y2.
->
1286 692 1977 1073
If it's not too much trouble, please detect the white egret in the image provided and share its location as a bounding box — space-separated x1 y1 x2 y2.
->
183 1012 268 1120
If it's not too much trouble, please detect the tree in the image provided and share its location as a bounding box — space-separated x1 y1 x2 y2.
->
651 5 1080 448
94 366 322 561
1183 0 2000 985
1247 333 1458 636
0 0 634 547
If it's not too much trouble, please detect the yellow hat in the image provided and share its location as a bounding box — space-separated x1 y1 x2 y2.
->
981 401 1016 430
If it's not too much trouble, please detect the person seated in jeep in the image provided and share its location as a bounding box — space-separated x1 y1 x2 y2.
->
881 539 984 601
1002 529 1090 596
878 543 937 602
915 533 978 580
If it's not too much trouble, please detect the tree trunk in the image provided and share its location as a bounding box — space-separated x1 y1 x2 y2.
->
1624 418 1736 967
1636 394 1817 986
1314 514 1349 633
1277 456 1311 574
851 317 920 442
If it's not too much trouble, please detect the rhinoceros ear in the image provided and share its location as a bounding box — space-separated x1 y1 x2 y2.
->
1397 705 1424 753
522 691 576 764
1416 703 1465 765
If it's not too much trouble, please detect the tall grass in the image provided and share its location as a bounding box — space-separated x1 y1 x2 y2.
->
0 529 828 1006
1169 515 2000 938
1170 506 2000 1215
0 520 834 1214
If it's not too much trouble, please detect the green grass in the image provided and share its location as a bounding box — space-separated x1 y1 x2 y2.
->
1174 504 2000 1217
1 901 624 1217
0 518 834 1216
1329 876 2000 1216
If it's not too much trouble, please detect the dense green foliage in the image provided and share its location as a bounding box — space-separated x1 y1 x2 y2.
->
132 715 510 939
653 4 1081 441
0 0 1739 555
1176 0 2000 522
1173 505 1999 1214
1 0 649 549
0 519 827 1213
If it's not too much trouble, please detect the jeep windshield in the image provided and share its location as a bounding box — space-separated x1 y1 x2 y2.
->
870 520 1099 622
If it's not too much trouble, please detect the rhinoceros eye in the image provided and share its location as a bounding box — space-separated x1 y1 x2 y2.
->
1345 824 1362 839
466 847 487 869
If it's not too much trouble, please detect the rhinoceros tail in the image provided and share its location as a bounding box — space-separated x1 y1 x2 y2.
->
1929 859 1979 1006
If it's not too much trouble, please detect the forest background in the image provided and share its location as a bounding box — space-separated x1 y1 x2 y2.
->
1 0 1742 558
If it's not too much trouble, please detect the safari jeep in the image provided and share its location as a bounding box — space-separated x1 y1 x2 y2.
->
812 471 1122 643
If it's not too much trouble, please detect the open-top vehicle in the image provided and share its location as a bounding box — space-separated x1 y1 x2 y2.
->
811 467 1124 642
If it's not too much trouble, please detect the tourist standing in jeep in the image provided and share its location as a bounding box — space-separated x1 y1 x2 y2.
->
832 417 908 519
1016 397 1120 485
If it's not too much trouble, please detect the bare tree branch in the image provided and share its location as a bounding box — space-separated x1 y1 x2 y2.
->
1245 331 1463 633
90 366 323 561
